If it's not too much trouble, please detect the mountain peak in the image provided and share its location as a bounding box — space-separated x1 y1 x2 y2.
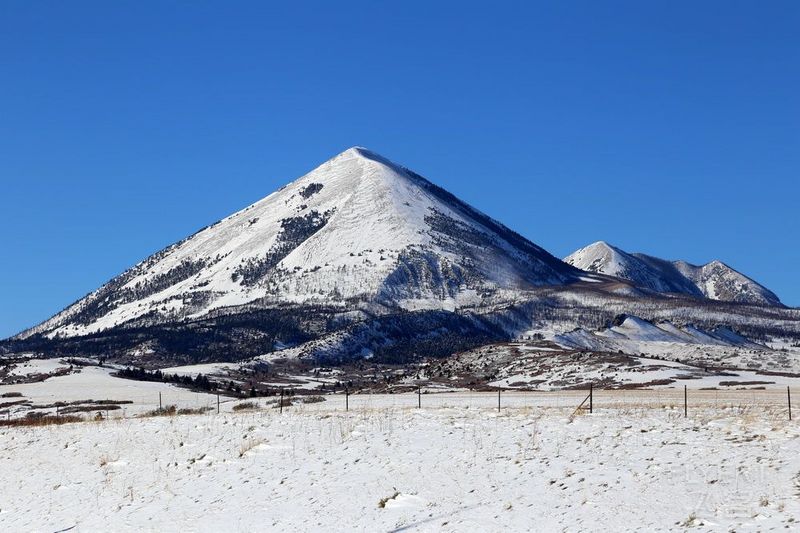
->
334 146 393 165
564 241 629 275
586 241 626 256
337 146 374 159
21 148 579 340
345 147 416 182
306 146 417 193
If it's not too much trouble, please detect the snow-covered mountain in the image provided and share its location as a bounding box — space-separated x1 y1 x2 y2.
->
5 149 795 365
20 147 582 341
564 241 782 306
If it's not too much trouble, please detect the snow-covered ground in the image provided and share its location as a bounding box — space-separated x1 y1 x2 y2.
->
160 362 236 378
548 316 800 374
6 358 70 377
436 340 800 392
0 364 222 418
1 396 799 531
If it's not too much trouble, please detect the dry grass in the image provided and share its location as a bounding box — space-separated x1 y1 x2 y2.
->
0 389 793 433
377 491 399 508
177 406 213 415
140 405 177 417
0 414 83 428
232 401 258 411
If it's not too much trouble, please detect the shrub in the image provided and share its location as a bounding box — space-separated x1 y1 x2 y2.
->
300 396 325 404
142 405 177 417
0 414 82 428
177 407 213 415
378 492 399 508
233 401 258 411
272 398 293 409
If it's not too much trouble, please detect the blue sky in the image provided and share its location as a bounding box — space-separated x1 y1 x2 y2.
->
1 1 798 338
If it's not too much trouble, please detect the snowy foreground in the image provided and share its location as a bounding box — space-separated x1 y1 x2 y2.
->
2 396 800 532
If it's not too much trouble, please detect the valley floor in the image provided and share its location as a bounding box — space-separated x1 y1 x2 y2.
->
2 396 800 531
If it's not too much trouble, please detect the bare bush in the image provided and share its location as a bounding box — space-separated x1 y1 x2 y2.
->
233 401 258 411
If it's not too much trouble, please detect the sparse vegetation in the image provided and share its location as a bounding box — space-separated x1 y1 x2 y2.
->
232 401 258 411
117 367 218 392
0 413 83 427
377 491 399 508
141 405 177 417
177 406 213 415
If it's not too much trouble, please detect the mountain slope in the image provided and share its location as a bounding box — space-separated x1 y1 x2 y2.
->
564 241 782 306
670 259 782 306
20 147 582 341
556 314 757 348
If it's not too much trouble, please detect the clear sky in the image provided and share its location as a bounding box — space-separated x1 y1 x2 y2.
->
1 1 798 338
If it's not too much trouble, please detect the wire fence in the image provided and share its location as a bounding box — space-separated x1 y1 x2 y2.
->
2 386 796 425
296 386 796 421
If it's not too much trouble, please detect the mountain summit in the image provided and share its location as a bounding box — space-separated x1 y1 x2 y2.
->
564 241 782 306
22 147 581 340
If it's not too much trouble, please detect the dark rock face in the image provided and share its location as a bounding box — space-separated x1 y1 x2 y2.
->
233 209 335 287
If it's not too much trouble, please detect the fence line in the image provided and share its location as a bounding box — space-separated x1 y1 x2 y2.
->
313 387 795 420
1 386 796 425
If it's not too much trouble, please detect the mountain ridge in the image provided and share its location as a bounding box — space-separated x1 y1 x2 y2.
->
565 241 782 306
4 149 795 365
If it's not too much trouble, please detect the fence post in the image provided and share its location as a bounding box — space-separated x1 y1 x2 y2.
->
498 388 501 412
159 392 162 412
280 388 284 414
589 383 593 414
684 385 687 418
345 389 349 411
788 386 792 421
217 393 220 414
418 386 421 409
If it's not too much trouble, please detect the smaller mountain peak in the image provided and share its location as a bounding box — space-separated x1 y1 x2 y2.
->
705 259 727 269
564 241 629 274
579 241 627 257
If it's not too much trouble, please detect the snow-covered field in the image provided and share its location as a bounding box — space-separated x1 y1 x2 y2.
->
160 362 236 378
6 358 71 377
0 363 222 418
2 393 799 531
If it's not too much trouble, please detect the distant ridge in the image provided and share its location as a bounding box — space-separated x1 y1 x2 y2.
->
565 241 782 306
